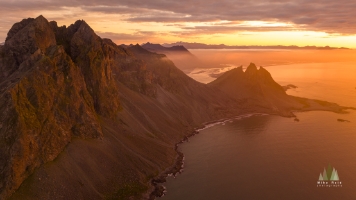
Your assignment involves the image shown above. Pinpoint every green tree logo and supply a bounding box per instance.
[318,164,340,181]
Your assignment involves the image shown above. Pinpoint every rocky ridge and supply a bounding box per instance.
[0,16,239,199]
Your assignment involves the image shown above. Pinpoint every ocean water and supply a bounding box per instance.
[162,58,356,200]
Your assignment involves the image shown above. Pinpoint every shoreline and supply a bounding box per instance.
[146,106,355,199]
[147,112,271,199]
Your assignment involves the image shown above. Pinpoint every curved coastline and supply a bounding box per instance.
[147,105,355,199]
[147,112,270,199]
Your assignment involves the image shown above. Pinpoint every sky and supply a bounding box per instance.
[1,0,356,48]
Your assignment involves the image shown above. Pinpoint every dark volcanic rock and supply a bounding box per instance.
[283,84,298,91]
[1,16,56,80]
[5,18,35,42]
[337,119,350,122]
[49,20,122,117]
[0,16,104,199]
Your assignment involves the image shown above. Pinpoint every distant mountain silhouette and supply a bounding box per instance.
[163,41,349,50]
[209,63,302,115]
[0,15,350,200]
[141,42,204,73]
[142,42,191,52]
[209,63,346,115]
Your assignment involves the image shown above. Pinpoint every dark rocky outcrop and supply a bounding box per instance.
[283,84,298,91]
[0,16,350,200]
[0,16,102,199]
[337,119,350,122]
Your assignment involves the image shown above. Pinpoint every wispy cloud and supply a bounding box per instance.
[0,0,355,43]
[97,31,165,44]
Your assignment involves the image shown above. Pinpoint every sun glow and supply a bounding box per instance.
[239,21,292,27]
[1,10,356,48]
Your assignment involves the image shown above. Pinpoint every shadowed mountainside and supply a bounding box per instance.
[142,42,191,53]
[141,42,204,73]
[0,16,348,200]
[209,64,301,116]
[209,64,345,116]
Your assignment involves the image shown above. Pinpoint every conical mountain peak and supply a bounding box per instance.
[245,63,257,72]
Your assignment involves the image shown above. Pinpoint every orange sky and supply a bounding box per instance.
[1,1,355,48]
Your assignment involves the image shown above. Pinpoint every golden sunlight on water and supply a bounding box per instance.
[162,49,356,200]
[190,49,356,68]
[188,50,356,107]
[267,62,356,107]
[163,111,356,200]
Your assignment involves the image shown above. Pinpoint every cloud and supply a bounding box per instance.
[179,24,297,35]
[0,0,356,42]
[96,31,164,44]
[98,31,150,40]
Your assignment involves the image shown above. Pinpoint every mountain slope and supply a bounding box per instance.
[0,16,240,200]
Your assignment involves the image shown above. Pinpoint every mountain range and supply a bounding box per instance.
[0,16,349,199]
[141,42,205,73]
[163,42,349,50]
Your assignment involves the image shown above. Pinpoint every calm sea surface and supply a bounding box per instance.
[162,59,356,200]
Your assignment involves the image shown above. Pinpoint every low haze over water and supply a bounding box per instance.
[162,50,356,200]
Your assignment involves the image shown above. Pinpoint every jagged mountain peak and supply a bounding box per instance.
[257,66,275,82]
[6,15,51,41]
[2,15,56,78]
[69,19,94,35]
[245,63,258,75]
[5,18,34,41]
[209,63,297,115]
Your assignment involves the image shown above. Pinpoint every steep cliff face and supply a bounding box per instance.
[49,20,122,117]
[0,16,104,199]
